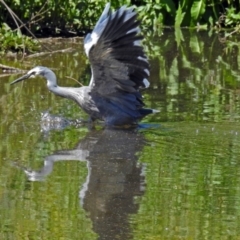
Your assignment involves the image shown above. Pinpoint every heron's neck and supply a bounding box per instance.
[44,69,56,85]
[45,70,68,98]
[47,80,69,99]
[45,70,81,100]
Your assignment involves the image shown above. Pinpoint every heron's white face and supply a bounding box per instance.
[27,66,43,78]
[11,66,49,85]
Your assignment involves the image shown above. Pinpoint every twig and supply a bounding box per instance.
[17,16,45,30]
[0,73,17,78]
[29,1,49,25]
[25,47,73,58]
[0,64,25,72]
[17,2,49,31]
[225,26,240,39]
[65,76,84,86]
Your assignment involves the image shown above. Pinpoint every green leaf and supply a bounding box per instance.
[174,28,184,47]
[175,7,186,27]
[189,34,201,53]
[191,0,206,22]
[2,23,11,31]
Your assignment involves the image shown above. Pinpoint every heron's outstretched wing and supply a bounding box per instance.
[84,3,150,96]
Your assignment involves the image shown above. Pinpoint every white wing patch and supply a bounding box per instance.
[138,56,148,62]
[133,40,141,46]
[84,32,99,56]
[143,78,150,88]
[127,27,140,34]
[144,68,150,76]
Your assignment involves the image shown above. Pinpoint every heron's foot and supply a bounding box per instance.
[71,118,103,130]
[87,117,97,130]
[70,118,88,126]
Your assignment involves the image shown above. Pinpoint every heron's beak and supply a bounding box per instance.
[10,73,31,85]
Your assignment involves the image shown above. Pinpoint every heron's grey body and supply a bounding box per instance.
[11,3,159,126]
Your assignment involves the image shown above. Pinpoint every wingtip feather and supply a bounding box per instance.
[152,109,160,113]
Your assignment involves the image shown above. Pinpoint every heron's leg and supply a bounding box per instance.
[87,117,97,130]
[75,118,88,124]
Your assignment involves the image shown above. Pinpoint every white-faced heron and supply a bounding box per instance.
[11,3,159,126]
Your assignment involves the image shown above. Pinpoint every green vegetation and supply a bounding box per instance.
[0,23,39,54]
[0,0,240,53]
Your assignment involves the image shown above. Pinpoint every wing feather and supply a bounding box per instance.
[84,3,150,97]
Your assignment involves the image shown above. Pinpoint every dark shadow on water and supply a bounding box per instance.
[13,128,146,240]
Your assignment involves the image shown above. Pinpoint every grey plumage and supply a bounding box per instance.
[10,3,159,126]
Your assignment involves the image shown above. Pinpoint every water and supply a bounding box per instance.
[1,29,240,239]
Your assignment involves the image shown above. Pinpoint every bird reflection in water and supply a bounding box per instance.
[15,128,146,240]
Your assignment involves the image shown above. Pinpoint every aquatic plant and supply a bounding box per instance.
[0,0,240,53]
[0,22,39,54]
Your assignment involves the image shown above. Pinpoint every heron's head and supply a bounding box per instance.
[10,66,50,85]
